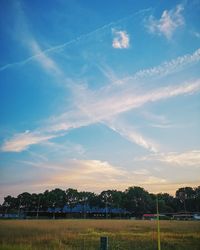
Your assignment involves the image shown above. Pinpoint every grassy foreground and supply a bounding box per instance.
[0,219,200,250]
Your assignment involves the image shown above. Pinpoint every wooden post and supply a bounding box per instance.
[100,236,108,250]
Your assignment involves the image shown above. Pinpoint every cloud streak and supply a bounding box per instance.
[137,150,200,167]
[133,48,200,80]
[0,8,151,72]
[1,23,200,154]
[105,118,158,152]
[17,158,166,192]
[2,78,200,152]
[146,4,184,39]
[29,39,62,76]
[75,79,200,121]
[1,131,58,152]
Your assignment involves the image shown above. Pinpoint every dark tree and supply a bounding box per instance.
[123,186,151,215]
[65,188,79,208]
[176,187,195,212]
[1,185,200,214]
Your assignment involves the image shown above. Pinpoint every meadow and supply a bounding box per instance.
[0,219,200,250]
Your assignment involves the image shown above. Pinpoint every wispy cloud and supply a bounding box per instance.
[134,48,200,79]
[95,63,119,83]
[29,39,62,76]
[137,150,200,167]
[47,79,200,135]
[139,112,195,130]
[76,79,200,120]
[107,48,200,87]
[105,118,158,152]
[0,8,151,73]
[1,9,200,154]
[2,156,199,198]
[2,78,200,152]
[16,158,166,192]
[41,140,86,157]
[140,111,182,129]
[112,30,130,49]
[146,4,184,39]
[1,131,57,152]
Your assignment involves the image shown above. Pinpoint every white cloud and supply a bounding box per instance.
[29,39,62,76]
[16,158,166,192]
[108,47,200,87]
[0,1,63,79]
[0,8,152,73]
[134,48,200,79]
[106,118,158,152]
[75,79,200,121]
[137,150,200,167]
[75,159,126,176]
[2,78,200,152]
[1,131,57,152]
[2,44,200,153]
[46,79,200,145]
[112,30,130,49]
[96,63,119,83]
[41,140,86,156]
[146,4,184,39]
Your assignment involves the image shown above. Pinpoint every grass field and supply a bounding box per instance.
[0,219,200,250]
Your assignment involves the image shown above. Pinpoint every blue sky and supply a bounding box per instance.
[0,0,200,203]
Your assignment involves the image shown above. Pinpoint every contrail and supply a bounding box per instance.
[0,8,152,72]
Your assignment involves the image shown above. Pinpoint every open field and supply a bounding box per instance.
[0,219,200,250]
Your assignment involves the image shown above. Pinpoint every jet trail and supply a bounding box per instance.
[0,8,151,72]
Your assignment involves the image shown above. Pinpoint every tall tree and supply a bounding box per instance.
[157,193,176,213]
[124,186,151,215]
[176,187,195,212]
[3,195,18,212]
[66,188,79,208]
[194,186,200,211]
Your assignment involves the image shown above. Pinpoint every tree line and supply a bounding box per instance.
[1,186,200,215]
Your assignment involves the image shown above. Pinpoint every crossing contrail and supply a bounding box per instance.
[0,8,152,72]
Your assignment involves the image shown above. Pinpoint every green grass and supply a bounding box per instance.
[0,219,200,249]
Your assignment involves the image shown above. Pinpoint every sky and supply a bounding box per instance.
[0,0,200,204]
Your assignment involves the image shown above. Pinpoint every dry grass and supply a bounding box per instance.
[0,219,200,249]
